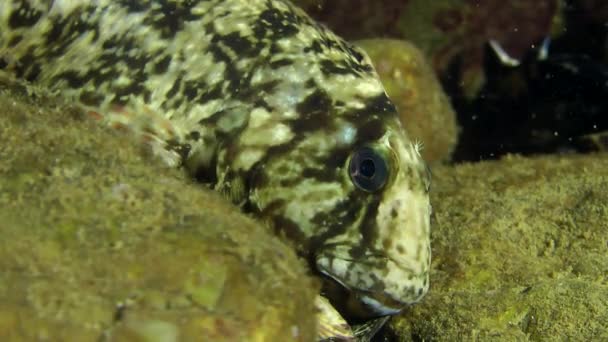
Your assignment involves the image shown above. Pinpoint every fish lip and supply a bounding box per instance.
[317,265,406,317]
[359,294,403,316]
[315,253,411,312]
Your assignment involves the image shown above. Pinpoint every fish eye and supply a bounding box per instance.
[349,147,388,192]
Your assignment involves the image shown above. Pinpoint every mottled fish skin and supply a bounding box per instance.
[0,0,431,322]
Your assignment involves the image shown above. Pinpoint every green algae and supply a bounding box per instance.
[183,259,228,311]
[391,153,608,340]
[0,75,317,341]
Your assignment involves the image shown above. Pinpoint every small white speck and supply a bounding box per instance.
[488,39,520,66]
[291,325,299,337]
[337,124,356,146]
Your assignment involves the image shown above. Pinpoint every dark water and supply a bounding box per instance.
[448,0,608,162]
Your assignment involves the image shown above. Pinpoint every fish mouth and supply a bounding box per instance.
[358,292,404,316]
[317,268,406,319]
[315,254,408,319]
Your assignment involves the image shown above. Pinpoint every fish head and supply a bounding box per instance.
[314,112,432,318]
[248,93,431,318]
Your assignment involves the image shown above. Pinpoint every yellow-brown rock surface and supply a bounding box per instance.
[0,77,317,341]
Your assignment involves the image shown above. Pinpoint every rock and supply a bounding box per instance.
[390,153,608,340]
[0,76,317,341]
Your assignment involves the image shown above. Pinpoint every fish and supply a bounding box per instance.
[0,0,432,339]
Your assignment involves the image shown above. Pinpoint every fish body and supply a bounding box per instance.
[0,0,432,336]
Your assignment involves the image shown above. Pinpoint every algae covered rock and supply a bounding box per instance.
[390,153,608,340]
[0,76,317,341]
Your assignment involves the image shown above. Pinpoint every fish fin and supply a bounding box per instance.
[315,296,355,341]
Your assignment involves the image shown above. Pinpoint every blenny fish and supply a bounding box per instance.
[0,0,432,339]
